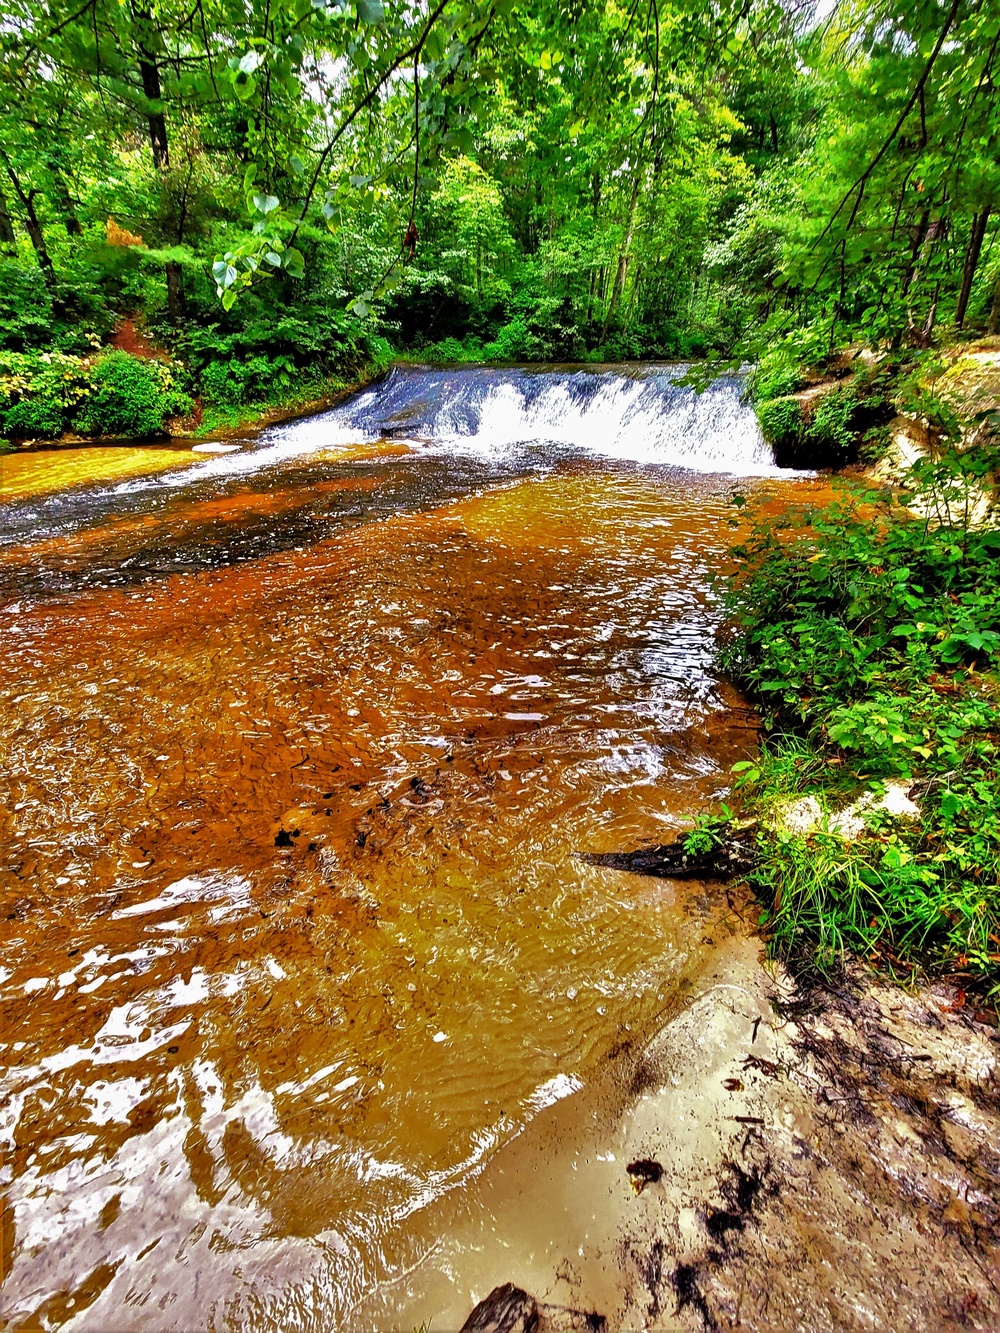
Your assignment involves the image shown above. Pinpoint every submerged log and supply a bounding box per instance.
[460,1284,607,1332]
[579,829,758,881]
[460,1285,539,1333]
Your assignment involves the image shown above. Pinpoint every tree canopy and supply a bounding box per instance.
[0,0,998,420]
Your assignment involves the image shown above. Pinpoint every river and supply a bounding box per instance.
[0,364,815,1330]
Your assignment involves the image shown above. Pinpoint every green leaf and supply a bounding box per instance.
[252,193,280,215]
[232,70,256,101]
[239,50,263,74]
[212,260,238,289]
[264,250,283,267]
[283,247,305,279]
[941,791,961,819]
[357,0,384,22]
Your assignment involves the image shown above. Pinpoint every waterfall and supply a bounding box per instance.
[0,364,782,556]
[186,363,777,482]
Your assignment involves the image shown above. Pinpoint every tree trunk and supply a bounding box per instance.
[601,178,640,340]
[903,209,930,295]
[0,180,15,247]
[22,204,55,285]
[55,173,82,236]
[987,273,1000,335]
[625,264,642,327]
[139,55,170,170]
[585,172,601,329]
[585,267,597,329]
[904,213,947,342]
[955,207,990,329]
[602,251,628,337]
[0,151,56,289]
[138,33,183,319]
[165,263,184,318]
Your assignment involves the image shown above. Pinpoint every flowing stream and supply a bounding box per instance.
[0,364,817,1330]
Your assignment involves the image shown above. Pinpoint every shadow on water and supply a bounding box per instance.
[0,451,539,601]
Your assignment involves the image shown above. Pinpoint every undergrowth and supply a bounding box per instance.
[749,346,898,469]
[718,452,1000,991]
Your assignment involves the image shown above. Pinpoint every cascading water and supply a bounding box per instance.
[173,362,777,487]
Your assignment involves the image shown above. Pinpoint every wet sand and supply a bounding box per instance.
[362,920,1000,1332]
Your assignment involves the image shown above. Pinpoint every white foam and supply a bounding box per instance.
[426,375,776,473]
[116,367,786,492]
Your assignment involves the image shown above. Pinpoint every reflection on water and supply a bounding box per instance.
[0,367,804,1331]
[0,444,193,504]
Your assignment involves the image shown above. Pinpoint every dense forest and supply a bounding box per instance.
[0,0,998,437]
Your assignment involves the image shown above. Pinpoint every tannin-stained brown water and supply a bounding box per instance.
[0,366,815,1330]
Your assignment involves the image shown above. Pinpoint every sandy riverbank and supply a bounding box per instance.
[355,888,1000,1332]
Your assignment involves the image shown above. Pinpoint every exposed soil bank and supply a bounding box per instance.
[424,904,1000,1333]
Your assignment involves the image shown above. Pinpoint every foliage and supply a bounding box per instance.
[77,352,191,438]
[682,806,735,856]
[0,348,190,439]
[0,0,995,374]
[722,469,1000,986]
[3,395,66,439]
[0,349,92,438]
[199,355,297,405]
[747,348,804,404]
[751,351,899,467]
[756,396,804,455]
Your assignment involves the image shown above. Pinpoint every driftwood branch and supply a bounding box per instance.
[579,828,758,881]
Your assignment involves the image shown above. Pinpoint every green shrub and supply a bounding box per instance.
[0,257,56,352]
[757,384,890,468]
[2,396,65,439]
[756,396,803,454]
[0,348,92,439]
[410,336,483,364]
[805,386,858,454]
[482,316,531,362]
[859,423,895,464]
[747,348,804,404]
[722,467,1000,984]
[198,354,297,405]
[76,351,191,437]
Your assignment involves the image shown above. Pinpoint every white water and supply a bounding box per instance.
[417,371,773,472]
[132,363,780,493]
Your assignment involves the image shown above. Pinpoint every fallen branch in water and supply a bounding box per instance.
[579,828,758,881]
